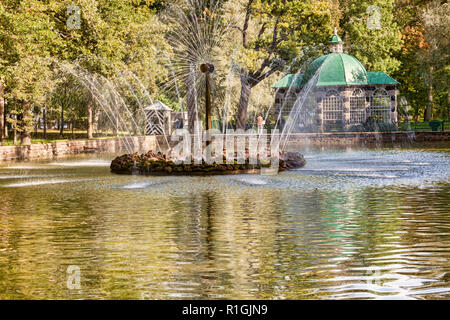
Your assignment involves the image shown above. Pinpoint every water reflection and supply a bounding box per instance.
[0,148,449,299]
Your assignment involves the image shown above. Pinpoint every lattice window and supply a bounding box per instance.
[277,93,317,132]
[145,110,165,135]
[323,90,343,121]
[280,94,297,115]
[350,89,366,123]
[293,94,317,130]
[369,88,391,122]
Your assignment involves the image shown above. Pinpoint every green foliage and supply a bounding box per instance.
[231,0,333,79]
[340,0,402,74]
[0,0,448,140]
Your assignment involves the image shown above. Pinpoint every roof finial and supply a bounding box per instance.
[329,27,343,53]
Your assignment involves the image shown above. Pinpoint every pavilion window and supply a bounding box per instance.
[350,89,366,123]
[280,94,298,115]
[323,90,343,121]
[369,88,391,122]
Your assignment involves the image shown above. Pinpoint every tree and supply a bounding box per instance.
[420,1,449,120]
[0,1,60,145]
[229,0,333,129]
[0,2,15,145]
[339,0,402,74]
[49,0,169,137]
[0,82,4,145]
[391,0,448,121]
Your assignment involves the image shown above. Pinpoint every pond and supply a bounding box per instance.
[0,145,449,299]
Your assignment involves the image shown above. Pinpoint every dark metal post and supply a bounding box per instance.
[200,63,214,146]
[204,71,212,132]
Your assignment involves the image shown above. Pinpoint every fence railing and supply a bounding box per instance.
[397,121,448,132]
[237,120,450,133]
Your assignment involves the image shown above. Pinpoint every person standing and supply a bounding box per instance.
[257,115,264,135]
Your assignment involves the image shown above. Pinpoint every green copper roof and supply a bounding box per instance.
[367,71,400,85]
[272,69,399,88]
[301,53,369,86]
[272,74,304,88]
[329,34,343,43]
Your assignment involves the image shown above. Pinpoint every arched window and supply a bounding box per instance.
[369,88,391,122]
[326,90,340,97]
[350,89,366,123]
[323,90,343,121]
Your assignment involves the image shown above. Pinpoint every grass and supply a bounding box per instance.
[0,129,134,146]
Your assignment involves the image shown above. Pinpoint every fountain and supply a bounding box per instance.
[108,1,310,177]
[50,0,308,176]
[110,61,307,176]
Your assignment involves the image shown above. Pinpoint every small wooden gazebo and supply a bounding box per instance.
[144,100,172,135]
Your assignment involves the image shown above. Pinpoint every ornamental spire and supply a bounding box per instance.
[329,28,344,53]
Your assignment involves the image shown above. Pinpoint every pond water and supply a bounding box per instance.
[0,145,449,299]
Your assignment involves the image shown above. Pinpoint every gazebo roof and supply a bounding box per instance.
[144,100,172,111]
[272,30,399,89]
[272,70,399,88]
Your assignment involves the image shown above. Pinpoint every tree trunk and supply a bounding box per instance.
[12,114,17,145]
[20,131,31,145]
[236,72,252,130]
[424,66,434,121]
[0,82,4,146]
[34,117,39,135]
[87,99,93,139]
[186,63,198,133]
[4,111,8,138]
[43,106,47,139]
[60,103,64,137]
[20,108,32,146]
[93,110,99,134]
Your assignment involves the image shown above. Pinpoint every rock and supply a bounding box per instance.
[164,166,173,173]
[281,152,306,169]
[111,149,306,175]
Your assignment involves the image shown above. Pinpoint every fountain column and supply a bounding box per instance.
[343,89,351,131]
[364,90,371,122]
[388,87,398,123]
[316,93,324,132]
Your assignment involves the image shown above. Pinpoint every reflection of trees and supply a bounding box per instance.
[166,187,331,299]
[1,176,449,299]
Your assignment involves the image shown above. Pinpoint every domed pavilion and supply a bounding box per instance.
[272,29,399,132]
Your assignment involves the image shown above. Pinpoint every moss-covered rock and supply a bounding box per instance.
[110,149,306,175]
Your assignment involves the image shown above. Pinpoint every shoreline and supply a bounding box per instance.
[0,131,449,162]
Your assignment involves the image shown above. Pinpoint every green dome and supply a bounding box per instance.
[329,34,343,43]
[301,53,369,86]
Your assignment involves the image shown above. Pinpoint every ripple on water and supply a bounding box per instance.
[48,160,111,167]
[2,178,94,187]
[0,149,448,299]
